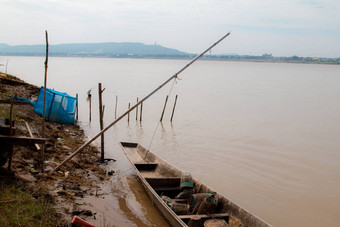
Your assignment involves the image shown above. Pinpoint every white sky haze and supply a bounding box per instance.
[1,0,340,57]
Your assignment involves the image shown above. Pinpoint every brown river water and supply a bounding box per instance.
[2,56,340,226]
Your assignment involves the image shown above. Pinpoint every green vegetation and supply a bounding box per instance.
[0,177,65,226]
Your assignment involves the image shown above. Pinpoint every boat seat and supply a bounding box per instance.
[145,177,181,187]
[135,163,158,171]
[145,177,182,196]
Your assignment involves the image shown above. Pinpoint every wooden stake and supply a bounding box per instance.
[170,95,178,122]
[160,95,168,122]
[115,95,118,119]
[76,93,79,121]
[88,90,92,122]
[7,94,16,170]
[98,83,105,161]
[136,97,139,121]
[128,103,130,122]
[140,102,143,122]
[5,59,8,74]
[9,95,16,135]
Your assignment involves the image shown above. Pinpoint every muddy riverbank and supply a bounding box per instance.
[0,73,122,226]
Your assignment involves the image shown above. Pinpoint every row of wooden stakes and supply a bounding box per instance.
[85,83,178,124]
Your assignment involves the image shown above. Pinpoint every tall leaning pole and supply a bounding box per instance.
[53,32,231,172]
[41,30,49,172]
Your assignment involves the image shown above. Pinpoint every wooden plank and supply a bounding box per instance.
[0,99,32,105]
[153,187,180,192]
[0,135,47,146]
[178,213,229,220]
[145,177,181,188]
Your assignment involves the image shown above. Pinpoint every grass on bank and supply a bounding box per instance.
[0,176,65,226]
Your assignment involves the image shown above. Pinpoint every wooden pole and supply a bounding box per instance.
[115,95,118,119]
[41,30,48,172]
[5,59,8,74]
[136,97,139,121]
[98,83,104,161]
[7,94,16,170]
[128,103,130,122]
[170,95,178,122]
[88,90,92,122]
[9,95,16,135]
[160,95,168,122]
[140,102,143,122]
[76,93,79,121]
[53,32,231,172]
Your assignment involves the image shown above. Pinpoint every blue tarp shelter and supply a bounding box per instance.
[34,87,77,124]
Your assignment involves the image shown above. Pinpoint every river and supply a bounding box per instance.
[2,56,340,226]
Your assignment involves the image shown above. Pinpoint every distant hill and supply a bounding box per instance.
[0,42,189,57]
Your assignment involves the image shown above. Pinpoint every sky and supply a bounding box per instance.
[0,0,340,58]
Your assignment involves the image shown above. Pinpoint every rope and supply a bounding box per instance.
[143,77,178,160]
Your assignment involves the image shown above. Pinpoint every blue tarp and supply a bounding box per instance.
[34,87,77,124]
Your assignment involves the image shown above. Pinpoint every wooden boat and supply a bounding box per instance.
[120,142,272,227]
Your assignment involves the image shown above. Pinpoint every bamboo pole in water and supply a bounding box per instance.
[170,95,178,122]
[128,103,130,122]
[98,83,105,161]
[88,90,92,122]
[53,32,231,171]
[76,94,79,121]
[160,95,168,122]
[140,102,143,122]
[115,95,118,119]
[136,97,139,121]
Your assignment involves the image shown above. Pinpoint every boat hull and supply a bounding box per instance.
[120,142,271,227]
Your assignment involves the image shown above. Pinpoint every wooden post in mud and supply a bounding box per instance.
[170,95,178,122]
[115,95,118,119]
[136,97,139,121]
[128,103,130,122]
[98,83,105,161]
[160,95,169,122]
[76,93,79,121]
[140,102,143,122]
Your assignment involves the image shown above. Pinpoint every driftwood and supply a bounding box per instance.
[25,122,41,151]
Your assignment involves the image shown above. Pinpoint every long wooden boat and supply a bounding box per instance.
[120,142,272,227]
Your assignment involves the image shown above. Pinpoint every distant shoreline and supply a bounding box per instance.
[1,42,339,64]
[1,54,339,65]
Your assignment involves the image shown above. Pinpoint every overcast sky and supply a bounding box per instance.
[1,0,339,57]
